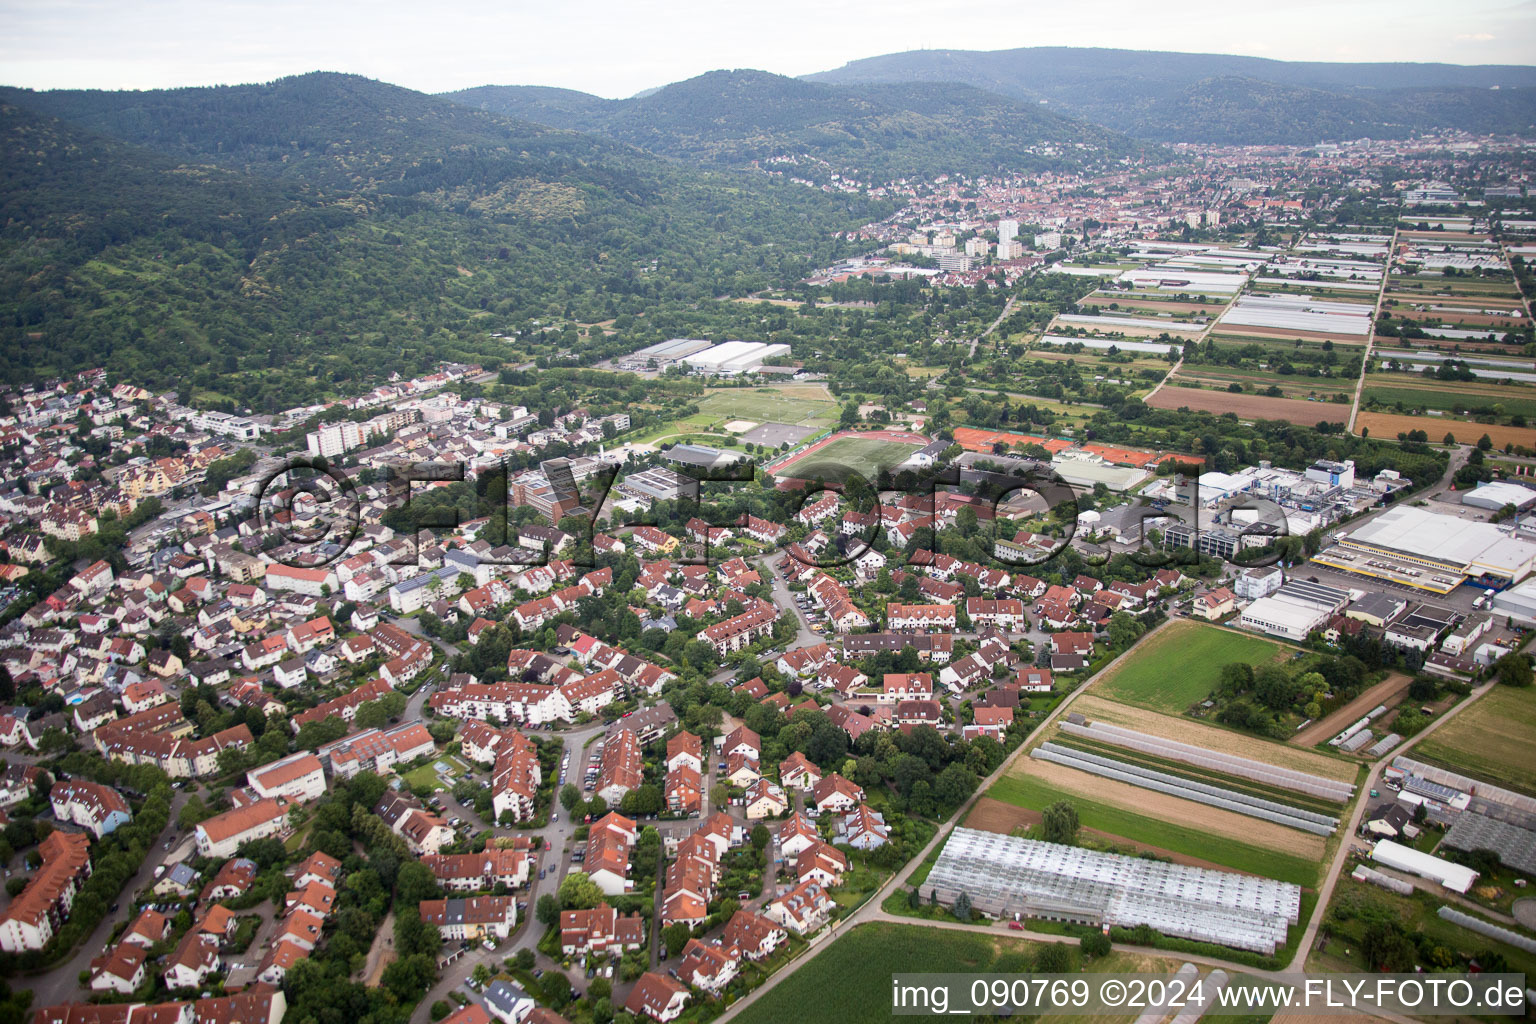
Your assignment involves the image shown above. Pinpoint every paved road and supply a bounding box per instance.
[27,788,197,1007]
[408,719,608,1024]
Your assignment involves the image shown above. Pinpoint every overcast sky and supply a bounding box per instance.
[3,0,1533,96]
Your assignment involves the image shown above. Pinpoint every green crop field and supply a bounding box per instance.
[732,922,1188,1024]
[1362,384,1536,419]
[780,436,923,483]
[982,773,1319,886]
[733,924,1032,1024]
[1094,620,1290,714]
[1415,685,1536,797]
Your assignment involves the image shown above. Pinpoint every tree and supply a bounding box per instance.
[1478,433,1493,451]
[1035,943,1073,972]
[1106,610,1145,651]
[952,891,972,921]
[1041,800,1079,846]
[1360,920,1416,972]
[536,894,562,927]
[751,824,769,851]
[661,921,692,958]
[395,861,442,905]
[558,870,603,910]
[1496,652,1533,688]
[1080,932,1111,958]
[560,783,582,812]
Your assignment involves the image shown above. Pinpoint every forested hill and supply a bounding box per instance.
[804,47,1536,143]
[0,74,886,409]
[443,69,1146,180]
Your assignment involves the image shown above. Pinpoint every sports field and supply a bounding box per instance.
[1414,684,1536,796]
[774,431,926,484]
[695,385,836,427]
[1094,620,1290,714]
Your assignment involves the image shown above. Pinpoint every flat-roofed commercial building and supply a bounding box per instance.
[616,339,713,371]
[683,342,791,376]
[1315,506,1536,593]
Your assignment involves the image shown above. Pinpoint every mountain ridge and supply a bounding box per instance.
[802,46,1536,142]
[0,73,885,405]
[442,68,1146,180]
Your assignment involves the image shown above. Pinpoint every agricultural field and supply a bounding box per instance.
[733,922,1181,1024]
[1171,365,1355,403]
[1076,293,1225,319]
[1149,379,1349,425]
[981,770,1321,886]
[1353,411,1536,449]
[1093,620,1291,714]
[1414,684,1536,797]
[1361,374,1536,422]
[1071,694,1359,783]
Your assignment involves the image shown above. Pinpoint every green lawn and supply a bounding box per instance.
[779,436,923,484]
[695,387,836,426]
[1094,620,1289,714]
[401,757,466,793]
[1415,684,1536,797]
[982,773,1319,887]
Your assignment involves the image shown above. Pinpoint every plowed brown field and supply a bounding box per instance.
[1147,386,1343,424]
[1353,412,1536,449]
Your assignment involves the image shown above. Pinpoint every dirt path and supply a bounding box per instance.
[363,909,397,986]
[1290,673,1411,748]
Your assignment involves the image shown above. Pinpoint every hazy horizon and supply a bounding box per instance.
[3,0,1534,97]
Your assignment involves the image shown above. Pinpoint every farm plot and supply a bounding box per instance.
[1173,367,1355,402]
[1353,412,1536,449]
[1093,620,1290,714]
[1071,693,1358,783]
[985,767,1322,885]
[734,922,1175,1024]
[1414,684,1536,797]
[1031,742,1341,835]
[1148,380,1345,424]
[1078,294,1227,317]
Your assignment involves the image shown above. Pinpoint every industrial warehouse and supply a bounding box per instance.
[922,828,1301,954]
[683,340,791,375]
[1312,505,1536,594]
[614,336,793,376]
